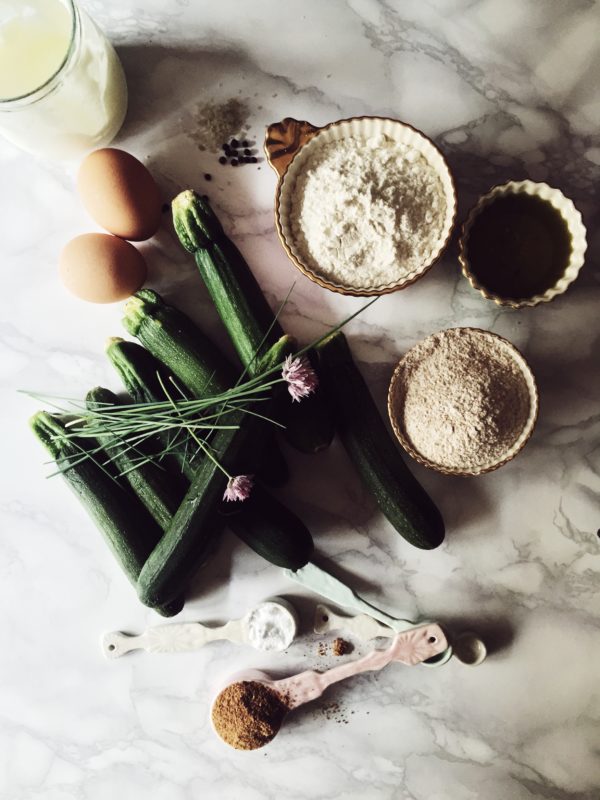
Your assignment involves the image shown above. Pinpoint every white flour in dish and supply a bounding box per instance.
[289,135,447,289]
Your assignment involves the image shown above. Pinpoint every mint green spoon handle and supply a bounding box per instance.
[283,562,415,631]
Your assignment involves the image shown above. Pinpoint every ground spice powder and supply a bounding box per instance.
[212,681,289,750]
[332,638,352,656]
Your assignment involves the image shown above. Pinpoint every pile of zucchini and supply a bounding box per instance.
[31,190,444,616]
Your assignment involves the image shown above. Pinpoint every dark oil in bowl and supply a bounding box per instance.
[465,193,572,300]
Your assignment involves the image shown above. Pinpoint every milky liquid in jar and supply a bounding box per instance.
[0,0,127,160]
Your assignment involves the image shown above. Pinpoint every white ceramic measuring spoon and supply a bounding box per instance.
[101,598,298,659]
[211,622,447,750]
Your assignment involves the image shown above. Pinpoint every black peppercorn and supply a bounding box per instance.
[218,156,227,165]
[204,173,212,181]
[231,158,239,166]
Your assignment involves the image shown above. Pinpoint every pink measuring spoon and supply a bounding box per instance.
[211,622,446,749]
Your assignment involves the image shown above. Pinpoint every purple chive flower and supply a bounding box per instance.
[282,354,319,402]
[223,474,254,502]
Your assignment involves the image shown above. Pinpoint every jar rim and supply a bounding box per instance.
[0,0,78,107]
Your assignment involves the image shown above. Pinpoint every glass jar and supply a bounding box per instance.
[0,0,128,160]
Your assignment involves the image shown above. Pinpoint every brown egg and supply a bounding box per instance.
[59,233,147,303]
[77,148,162,241]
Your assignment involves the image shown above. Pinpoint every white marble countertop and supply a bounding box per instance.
[1,1,599,798]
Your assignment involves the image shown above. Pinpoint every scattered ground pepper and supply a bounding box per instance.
[211,681,289,751]
[319,700,350,724]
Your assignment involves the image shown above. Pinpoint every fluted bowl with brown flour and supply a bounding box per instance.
[265,117,457,296]
[387,328,539,476]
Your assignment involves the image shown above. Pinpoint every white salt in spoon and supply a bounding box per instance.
[101,598,298,659]
[211,622,447,749]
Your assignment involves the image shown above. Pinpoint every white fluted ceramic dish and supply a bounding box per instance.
[387,327,539,476]
[265,116,457,296]
[458,180,587,308]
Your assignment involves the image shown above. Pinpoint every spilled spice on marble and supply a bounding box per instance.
[332,637,353,656]
[319,700,350,725]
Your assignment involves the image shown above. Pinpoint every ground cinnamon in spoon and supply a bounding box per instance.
[211,681,289,750]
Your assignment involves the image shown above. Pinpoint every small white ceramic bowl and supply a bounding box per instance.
[458,180,587,308]
[265,116,457,296]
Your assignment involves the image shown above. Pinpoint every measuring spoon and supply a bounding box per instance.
[285,562,453,666]
[315,604,487,666]
[211,622,447,749]
[314,603,396,639]
[101,598,298,659]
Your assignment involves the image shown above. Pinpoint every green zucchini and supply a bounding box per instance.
[121,291,290,488]
[122,288,236,396]
[30,411,184,616]
[223,496,313,570]
[107,335,313,574]
[136,335,311,606]
[171,189,335,454]
[136,410,253,607]
[316,332,445,550]
[105,336,182,406]
[85,387,186,529]
[105,338,200,478]
[172,191,283,367]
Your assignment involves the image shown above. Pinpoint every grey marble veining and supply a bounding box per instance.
[0,1,599,798]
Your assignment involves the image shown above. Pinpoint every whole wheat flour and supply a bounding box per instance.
[393,329,531,470]
[290,135,447,289]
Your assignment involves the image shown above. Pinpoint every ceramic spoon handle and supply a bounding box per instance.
[276,624,446,709]
[314,604,395,639]
[285,562,416,632]
[102,620,243,659]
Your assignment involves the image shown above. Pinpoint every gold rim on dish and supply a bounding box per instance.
[264,116,458,297]
[387,327,539,477]
[458,180,587,309]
